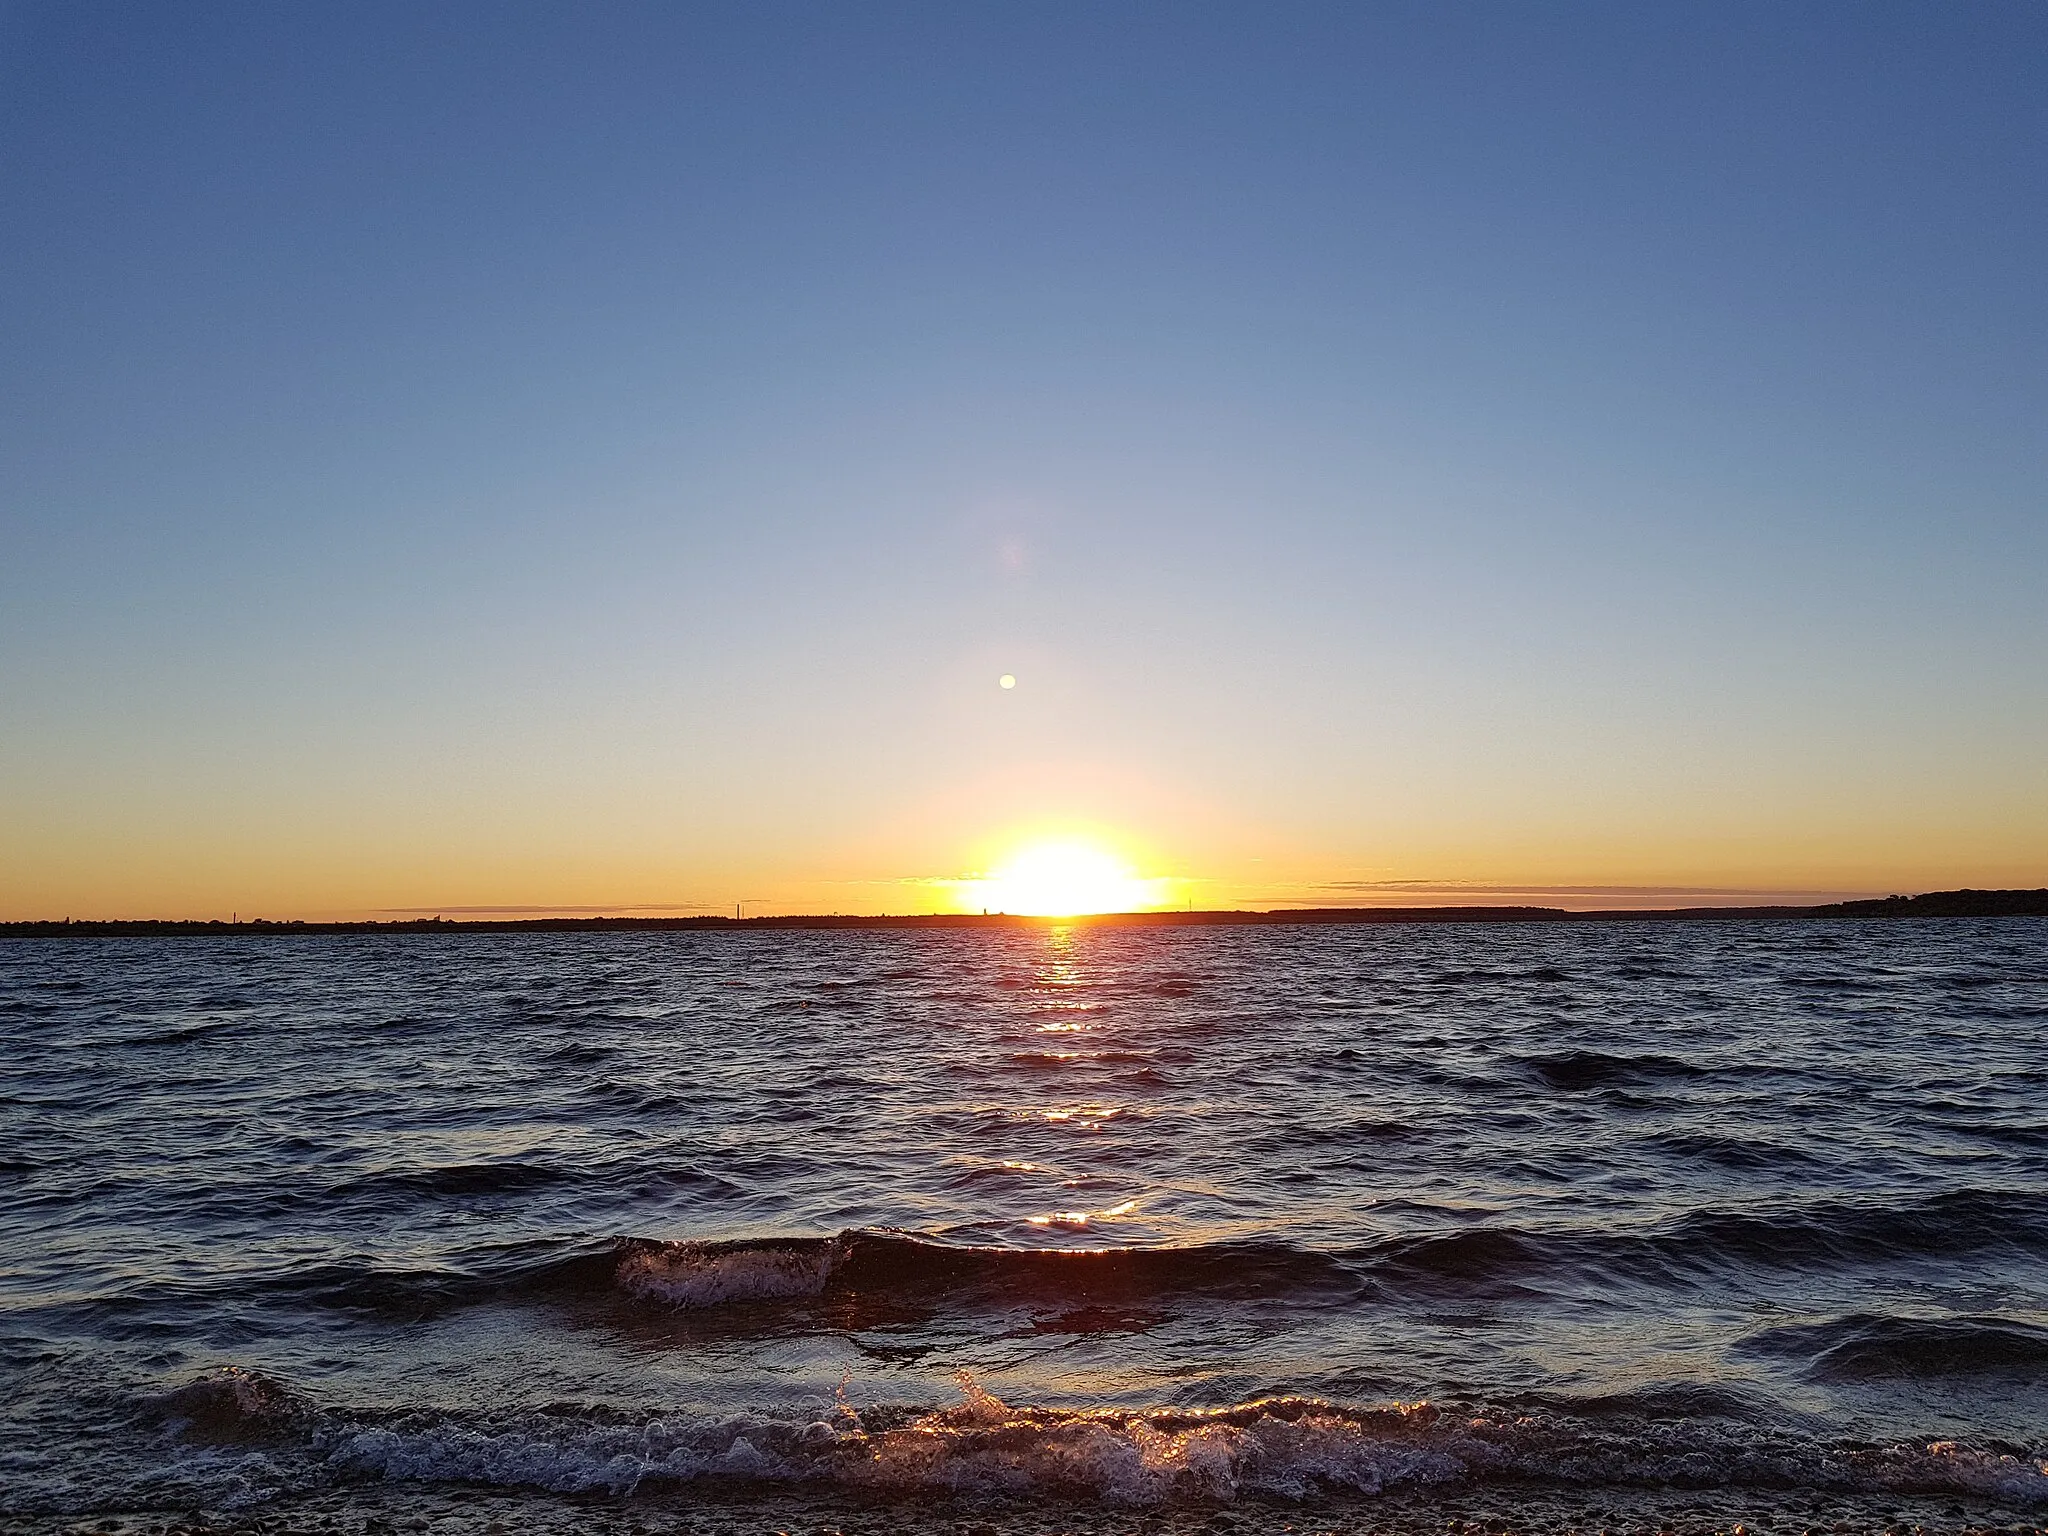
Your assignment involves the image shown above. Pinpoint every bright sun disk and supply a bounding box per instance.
[973,840,1159,917]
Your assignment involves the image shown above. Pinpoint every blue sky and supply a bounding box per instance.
[3,2,2044,916]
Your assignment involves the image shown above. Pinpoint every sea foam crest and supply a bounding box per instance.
[1866,1440,2048,1504]
[137,1369,2048,1512]
[614,1237,848,1308]
[319,1384,2048,1508]
[321,1387,1464,1503]
[147,1366,311,1444]
[842,1382,1463,1503]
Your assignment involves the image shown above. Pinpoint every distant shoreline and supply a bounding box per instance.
[3,888,2043,936]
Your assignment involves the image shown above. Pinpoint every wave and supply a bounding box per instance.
[339,1161,574,1199]
[617,1236,852,1306]
[1742,1314,2048,1380]
[587,1199,2048,1312]
[209,1194,2048,1321]
[128,1370,2048,1511]
[144,1366,312,1444]
[1654,1189,2048,1271]
[1647,1131,1827,1171]
[1006,1049,1157,1067]
[1518,1050,1710,1090]
[1369,1189,2048,1292]
[240,1240,613,1318]
[608,1233,1360,1310]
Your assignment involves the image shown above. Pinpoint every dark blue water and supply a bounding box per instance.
[3,920,2045,1514]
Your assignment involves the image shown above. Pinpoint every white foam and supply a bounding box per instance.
[845,1387,1465,1503]
[614,1239,848,1308]
[122,1374,2048,1511]
[1863,1440,2048,1503]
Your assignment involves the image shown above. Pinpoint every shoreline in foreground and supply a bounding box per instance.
[4,1478,2043,1536]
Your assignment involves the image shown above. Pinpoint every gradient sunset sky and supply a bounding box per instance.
[4,2,2045,919]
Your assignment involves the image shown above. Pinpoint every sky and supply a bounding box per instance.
[2,1,2045,919]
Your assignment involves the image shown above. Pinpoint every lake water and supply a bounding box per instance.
[2,920,2044,1518]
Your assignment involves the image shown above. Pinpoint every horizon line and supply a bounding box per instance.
[366,884,1883,920]
[6,888,2045,932]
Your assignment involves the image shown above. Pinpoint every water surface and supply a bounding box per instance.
[2,920,2044,1512]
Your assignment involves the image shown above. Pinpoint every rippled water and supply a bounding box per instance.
[3,920,2045,1515]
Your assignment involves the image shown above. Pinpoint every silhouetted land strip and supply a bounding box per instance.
[3,888,2044,937]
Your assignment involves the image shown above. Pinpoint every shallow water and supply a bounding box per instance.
[2,920,2044,1514]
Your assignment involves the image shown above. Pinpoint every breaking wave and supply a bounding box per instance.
[595,1197,2048,1311]
[603,1232,1359,1310]
[204,1196,2048,1326]
[129,1370,2048,1512]
[1742,1314,2048,1380]
[145,1367,312,1444]
[615,1235,853,1306]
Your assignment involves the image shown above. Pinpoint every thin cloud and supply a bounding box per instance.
[1280,881,1877,906]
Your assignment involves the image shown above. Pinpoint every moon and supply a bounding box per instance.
[999,674,1016,689]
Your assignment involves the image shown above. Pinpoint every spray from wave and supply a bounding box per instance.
[614,1235,852,1307]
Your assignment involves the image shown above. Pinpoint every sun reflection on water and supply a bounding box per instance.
[1028,1197,1140,1230]
[977,925,1168,1244]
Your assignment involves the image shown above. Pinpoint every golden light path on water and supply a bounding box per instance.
[1014,925,1153,1237]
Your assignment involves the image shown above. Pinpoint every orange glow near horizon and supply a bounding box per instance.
[958,837,1175,917]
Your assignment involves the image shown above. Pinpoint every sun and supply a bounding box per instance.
[971,839,1163,917]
